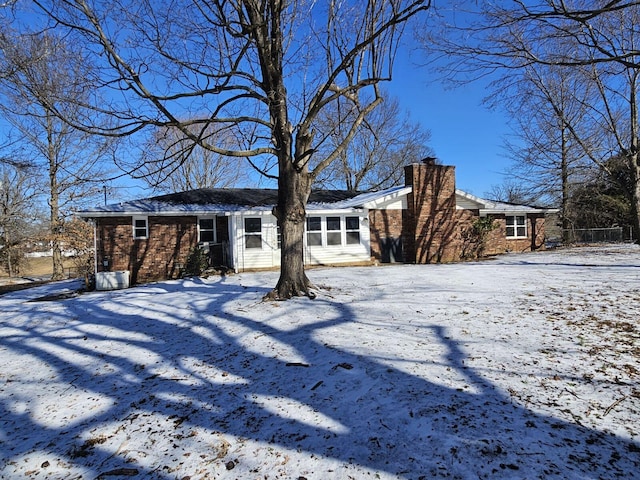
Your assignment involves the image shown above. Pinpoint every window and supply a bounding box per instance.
[244,217,262,249]
[345,216,361,245]
[306,216,322,246]
[133,216,148,239]
[198,217,216,243]
[326,216,342,245]
[506,215,527,238]
[305,215,362,247]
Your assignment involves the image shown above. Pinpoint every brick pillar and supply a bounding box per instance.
[404,160,458,263]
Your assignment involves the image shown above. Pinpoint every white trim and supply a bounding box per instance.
[359,186,412,209]
[197,216,217,243]
[132,216,148,239]
[506,214,528,239]
[305,214,364,248]
[455,189,488,209]
[243,216,263,250]
[229,215,239,273]
[455,189,558,215]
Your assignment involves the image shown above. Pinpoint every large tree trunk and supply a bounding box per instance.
[266,159,314,300]
[630,74,640,244]
[247,0,317,300]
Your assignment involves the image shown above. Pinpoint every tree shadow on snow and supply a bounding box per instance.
[0,276,638,479]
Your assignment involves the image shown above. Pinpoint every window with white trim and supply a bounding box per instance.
[506,215,527,238]
[345,216,361,244]
[306,216,322,246]
[305,215,362,247]
[244,217,262,249]
[326,216,342,245]
[133,216,148,239]
[198,217,216,243]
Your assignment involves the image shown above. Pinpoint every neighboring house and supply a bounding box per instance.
[78,160,556,284]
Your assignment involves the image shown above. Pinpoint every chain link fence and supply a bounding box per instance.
[562,227,635,244]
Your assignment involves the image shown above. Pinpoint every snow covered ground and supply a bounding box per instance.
[1,244,639,479]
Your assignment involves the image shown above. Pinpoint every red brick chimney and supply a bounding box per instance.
[404,159,459,263]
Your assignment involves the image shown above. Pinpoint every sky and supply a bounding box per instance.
[1,244,639,479]
[387,50,512,198]
[2,4,513,204]
[114,63,512,202]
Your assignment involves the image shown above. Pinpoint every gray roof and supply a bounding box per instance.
[148,188,360,207]
[455,189,557,214]
[78,187,365,216]
[77,185,555,217]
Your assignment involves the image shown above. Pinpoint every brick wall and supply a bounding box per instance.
[404,161,461,263]
[97,216,197,284]
[485,214,547,255]
[484,217,507,255]
[384,161,548,264]
[368,209,405,262]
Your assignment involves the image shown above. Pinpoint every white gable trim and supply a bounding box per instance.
[455,189,558,215]
[455,189,488,210]
[359,186,412,210]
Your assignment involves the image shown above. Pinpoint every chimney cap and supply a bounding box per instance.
[421,156,438,165]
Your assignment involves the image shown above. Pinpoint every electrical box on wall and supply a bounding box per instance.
[95,271,130,291]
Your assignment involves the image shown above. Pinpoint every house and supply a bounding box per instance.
[78,160,556,284]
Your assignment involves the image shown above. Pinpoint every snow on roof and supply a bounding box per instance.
[310,185,412,209]
[77,185,554,217]
[78,188,363,217]
[455,189,557,214]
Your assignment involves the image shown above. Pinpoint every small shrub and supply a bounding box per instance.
[461,216,497,260]
[183,246,209,277]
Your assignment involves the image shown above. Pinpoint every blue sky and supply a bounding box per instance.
[115,69,512,202]
[387,51,512,198]
[3,7,513,203]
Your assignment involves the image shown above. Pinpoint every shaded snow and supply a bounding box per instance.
[1,244,639,479]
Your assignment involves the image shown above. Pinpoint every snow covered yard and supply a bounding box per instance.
[1,244,639,479]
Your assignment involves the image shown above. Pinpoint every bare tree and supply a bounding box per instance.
[136,126,251,193]
[21,0,431,298]
[313,95,433,191]
[0,31,116,279]
[0,163,39,276]
[421,1,640,241]
[489,63,603,239]
[486,179,538,205]
[567,154,635,232]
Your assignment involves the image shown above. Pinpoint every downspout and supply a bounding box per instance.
[93,219,98,276]
[240,213,245,273]
[230,214,239,273]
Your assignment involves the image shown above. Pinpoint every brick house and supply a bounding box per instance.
[78,160,555,284]
[371,160,551,264]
